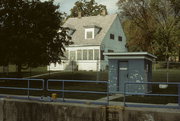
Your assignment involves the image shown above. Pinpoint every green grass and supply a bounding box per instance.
[0,65,48,73]
[0,70,108,100]
[113,84,178,104]
[113,69,180,104]
[121,96,178,104]
[39,71,108,81]
[0,79,107,100]
[152,69,180,82]
[0,65,48,78]
[0,66,180,103]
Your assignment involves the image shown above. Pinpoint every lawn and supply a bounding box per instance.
[0,79,108,100]
[152,69,180,82]
[113,69,180,104]
[0,68,108,100]
[0,65,48,78]
[0,65,180,103]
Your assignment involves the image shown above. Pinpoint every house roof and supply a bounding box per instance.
[63,14,118,46]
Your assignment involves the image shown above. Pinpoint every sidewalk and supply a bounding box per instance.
[24,71,62,78]
[97,94,124,101]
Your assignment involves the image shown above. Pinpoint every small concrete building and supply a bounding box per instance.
[104,52,156,94]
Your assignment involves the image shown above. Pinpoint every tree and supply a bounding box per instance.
[150,0,180,60]
[118,0,180,60]
[118,0,158,52]
[0,0,71,75]
[70,0,107,17]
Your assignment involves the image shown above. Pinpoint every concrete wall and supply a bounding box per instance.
[0,99,106,121]
[123,107,180,121]
[109,59,119,93]
[108,59,153,94]
[0,99,3,121]
[0,98,180,121]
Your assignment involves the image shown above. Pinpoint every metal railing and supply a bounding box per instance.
[1,78,180,108]
[47,79,109,105]
[0,78,44,100]
[124,82,180,109]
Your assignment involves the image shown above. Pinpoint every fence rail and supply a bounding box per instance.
[47,79,109,105]
[153,61,180,71]
[1,78,180,108]
[0,78,44,100]
[124,82,180,109]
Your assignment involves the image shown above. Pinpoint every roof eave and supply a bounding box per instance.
[104,52,157,60]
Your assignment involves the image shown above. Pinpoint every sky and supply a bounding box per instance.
[42,0,119,15]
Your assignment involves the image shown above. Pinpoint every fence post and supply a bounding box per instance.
[107,81,109,105]
[153,61,156,71]
[123,82,126,106]
[178,84,180,107]
[62,80,65,102]
[42,79,45,100]
[27,79,30,99]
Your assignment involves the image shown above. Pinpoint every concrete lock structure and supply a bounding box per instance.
[1,98,180,121]
[104,52,156,94]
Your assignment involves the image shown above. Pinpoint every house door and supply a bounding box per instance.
[118,61,129,92]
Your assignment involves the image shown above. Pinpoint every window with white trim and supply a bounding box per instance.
[70,51,76,60]
[86,31,93,39]
[94,49,99,60]
[88,49,93,60]
[77,50,82,60]
[83,50,88,60]
[85,28,94,39]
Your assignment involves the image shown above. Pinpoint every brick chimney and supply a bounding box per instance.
[78,11,82,18]
[101,9,107,16]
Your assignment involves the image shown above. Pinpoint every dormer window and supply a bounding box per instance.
[68,28,76,35]
[85,28,94,39]
[86,31,93,39]
[84,25,101,39]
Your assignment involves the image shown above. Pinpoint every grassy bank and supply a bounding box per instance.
[113,69,180,104]
[0,66,179,103]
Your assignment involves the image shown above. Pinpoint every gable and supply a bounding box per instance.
[101,15,127,52]
[63,14,118,46]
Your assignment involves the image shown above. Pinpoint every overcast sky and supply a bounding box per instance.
[42,0,119,15]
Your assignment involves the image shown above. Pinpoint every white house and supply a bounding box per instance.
[48,13,127,71]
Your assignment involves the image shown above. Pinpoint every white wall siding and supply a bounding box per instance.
[48,46,101,71]
[48,60,101,71]
[47,61,69,71]
[77,60,100,71]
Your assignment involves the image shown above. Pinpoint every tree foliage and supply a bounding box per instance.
[0,0,71,73]
[118,0,180,60]
[70,0,107,17]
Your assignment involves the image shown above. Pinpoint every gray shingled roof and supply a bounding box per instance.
[63,14,118,46]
